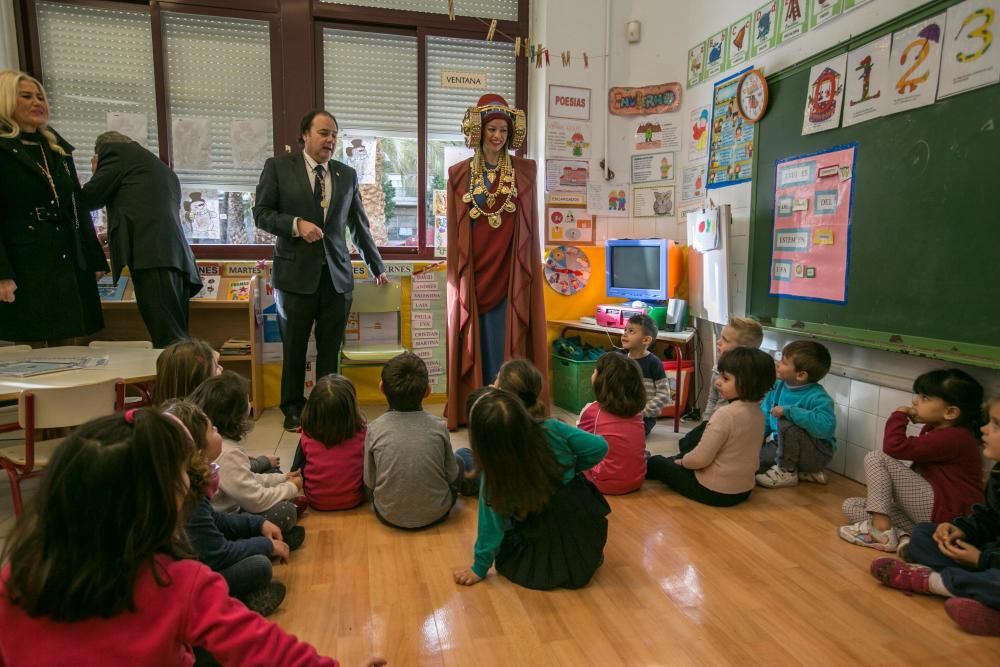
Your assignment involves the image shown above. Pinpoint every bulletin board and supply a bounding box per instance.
[748,0,1000,368]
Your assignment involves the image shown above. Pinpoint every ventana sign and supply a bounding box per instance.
[608,82,682,115]
[441,70,487,90]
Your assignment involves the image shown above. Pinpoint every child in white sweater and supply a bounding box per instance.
[190,372,304,539]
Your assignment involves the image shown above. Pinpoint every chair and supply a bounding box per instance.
[89,340,154,405]
[0,378,124,516]
[341,281,407,368]
[0,346,33,434]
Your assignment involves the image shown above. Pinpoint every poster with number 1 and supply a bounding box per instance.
[938,0,1000,99]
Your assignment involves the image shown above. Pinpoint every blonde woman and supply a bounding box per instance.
[0,69,107,344]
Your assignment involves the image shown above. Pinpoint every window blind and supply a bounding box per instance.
[35,1,157,176]
[319,0,518,21]
[161,12,273,188]
[426,35,516,139]
[322,29,418,135]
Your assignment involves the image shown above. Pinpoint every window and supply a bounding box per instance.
[426,35,516,256]
[318,0,518,21]
[322,28,418,250]
[36,1,157,179]
[161,12,274,246]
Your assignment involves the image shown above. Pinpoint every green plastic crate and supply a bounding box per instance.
[550,354,597,414]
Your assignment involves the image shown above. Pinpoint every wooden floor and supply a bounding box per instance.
[2,406,998,664]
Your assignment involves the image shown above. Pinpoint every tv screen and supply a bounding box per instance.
[611,246,661,289]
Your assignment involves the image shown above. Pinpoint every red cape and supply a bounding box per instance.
[444,155,549,429]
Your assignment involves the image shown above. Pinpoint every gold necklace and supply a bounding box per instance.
[462,151,517,228]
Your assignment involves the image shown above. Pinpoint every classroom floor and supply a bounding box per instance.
[2,406,998,664]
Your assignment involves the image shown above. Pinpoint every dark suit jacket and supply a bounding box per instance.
[253,154,384,294]
[80,141,200,293]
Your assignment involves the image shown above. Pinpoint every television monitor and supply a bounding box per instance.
[605,238,669,302]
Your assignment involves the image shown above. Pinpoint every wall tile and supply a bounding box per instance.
[827,444,846,475]
[824,375,852,406]
[835,402,849,442]
[878,388,912,418]
[876,416,887,450]
[845,444,870,483]
[850,380,879,412]
[848,408,877,451]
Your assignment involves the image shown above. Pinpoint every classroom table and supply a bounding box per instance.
[0,346,160,402]
[548,320,696,433]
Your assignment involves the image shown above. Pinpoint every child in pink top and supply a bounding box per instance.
[578,352,648,494]
[291,374,367,511]
[0,409,374,666]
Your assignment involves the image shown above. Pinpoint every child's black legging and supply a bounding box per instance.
[646,454,750,507]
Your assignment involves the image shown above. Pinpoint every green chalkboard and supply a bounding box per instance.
[748,0,1000,368]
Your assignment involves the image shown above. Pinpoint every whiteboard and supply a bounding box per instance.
[687,205,731,325]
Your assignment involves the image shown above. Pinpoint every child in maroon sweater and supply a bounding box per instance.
[840,369,984,552]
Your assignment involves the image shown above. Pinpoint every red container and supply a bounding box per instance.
[660,359,694,418]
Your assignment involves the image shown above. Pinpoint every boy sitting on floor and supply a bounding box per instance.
[617,313,671,436]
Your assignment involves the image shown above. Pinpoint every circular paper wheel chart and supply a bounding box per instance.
[543,245,591,296]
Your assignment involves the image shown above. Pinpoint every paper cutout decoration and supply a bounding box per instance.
[803,54,848,135]
[810,0,844,30]
[843,34,891,127]
[726,14,753,69]
[706,28,728,78]
[688,106,711,162]
[938,0,1000,99]
[780,0,809,43]
[889,14,946,114]
[752,2,781,57]
[688,42,707,87]
[544,245,591,296]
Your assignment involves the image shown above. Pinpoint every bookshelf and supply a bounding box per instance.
[98,274,265,417]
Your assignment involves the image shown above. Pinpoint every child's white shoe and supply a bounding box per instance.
[798,471,828,484]
[755,465,799,488]
[838,519,899,552]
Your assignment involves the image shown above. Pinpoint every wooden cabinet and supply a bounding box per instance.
[98,275,265,416]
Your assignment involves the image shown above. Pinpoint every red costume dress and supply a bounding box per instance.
[445,155,548,429]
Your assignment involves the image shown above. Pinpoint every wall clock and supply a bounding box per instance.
[736,68,768,123]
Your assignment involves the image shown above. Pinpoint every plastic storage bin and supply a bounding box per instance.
[550,354,598,414]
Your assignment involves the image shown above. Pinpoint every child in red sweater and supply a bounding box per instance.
[578,352,647,494]
[291,374,367,511]
[0,409,376,666]
[840,369,984,552]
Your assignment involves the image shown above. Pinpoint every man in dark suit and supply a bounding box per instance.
[254,110,386,431]
[80,131,202,348]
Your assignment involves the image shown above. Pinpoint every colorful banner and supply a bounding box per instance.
[707,69,754,189]
[769,144,857,303]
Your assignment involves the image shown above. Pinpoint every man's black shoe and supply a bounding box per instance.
[283,413,301,432]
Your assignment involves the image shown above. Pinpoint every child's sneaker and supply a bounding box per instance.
[243,581,287,617]
[944,598,1000,636]
[839,520,899,551]
[755,465,799,488]
[798,470,827,484]
[897,535,913,562]
[870,557,931,594]
[284,525,306,551]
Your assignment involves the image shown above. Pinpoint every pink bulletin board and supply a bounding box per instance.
[769,143,856,303]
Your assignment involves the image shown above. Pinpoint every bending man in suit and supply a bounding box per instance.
[254,110,387,432]
[80,131,202,348]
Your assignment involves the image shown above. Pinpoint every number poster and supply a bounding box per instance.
[889,14,946,114]
[938,0,1000,99]
[770,144,857,304]
[843,34,891,127]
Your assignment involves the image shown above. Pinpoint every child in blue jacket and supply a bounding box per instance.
[756,340,837,488]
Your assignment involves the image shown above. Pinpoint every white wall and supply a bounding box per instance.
[536,0,998,481]
[1,0,18,71]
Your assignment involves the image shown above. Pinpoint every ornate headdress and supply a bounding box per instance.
[461,93,526,150]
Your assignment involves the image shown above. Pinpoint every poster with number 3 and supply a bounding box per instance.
[938,0,1000,99]
[888,14,946,114]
